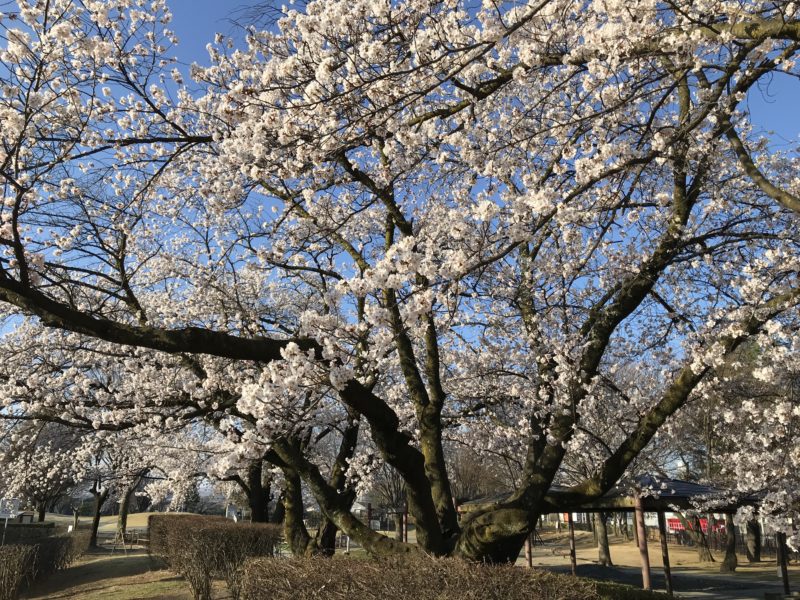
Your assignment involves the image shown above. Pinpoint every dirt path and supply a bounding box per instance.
[21,548,228,600]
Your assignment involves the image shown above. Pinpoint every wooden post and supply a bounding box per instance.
[634,494,652,591]
[403,500,409,543]
[567,512,577,576]
[367,502,372,529]
[525,533,533,567]
[777,532,791,595]
[657,511,673,596]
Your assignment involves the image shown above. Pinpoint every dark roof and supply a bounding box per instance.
[458,474,753,514]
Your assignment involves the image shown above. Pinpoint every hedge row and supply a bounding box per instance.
[241,556,602,600]
[0,545,34,600]
[147,514,227,562]
[0,531,91,600]
[148,514,281,600]
[0,523,55,544]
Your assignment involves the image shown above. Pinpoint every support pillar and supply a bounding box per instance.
[403,500,408,543]
[657,511,673,596]
[568,512,577,576]
[525,534,533,568]
[634,494,652,591]
[777,532,791,595]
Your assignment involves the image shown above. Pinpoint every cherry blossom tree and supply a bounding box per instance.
[0,0,799,563]
[0,421,84,521]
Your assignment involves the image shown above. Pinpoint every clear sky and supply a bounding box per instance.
[167,1,800,147]
[746,72,800,150]
[169,0,259,66]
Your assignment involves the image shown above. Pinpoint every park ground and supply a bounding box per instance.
[17,513,800,599]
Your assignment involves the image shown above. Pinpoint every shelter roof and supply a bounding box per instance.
[458,474,753,514]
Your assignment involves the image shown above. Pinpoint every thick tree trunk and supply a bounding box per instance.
[116,486,134,537]
[89,488,109,548]
[745,519,761,562]
[37,503,46,523]
[271,493,285,524]
[117,473,145,537]
[621,514,630,541]
[246,462,271,523]
[282,468,313,556]
[312,415,360,556]
[314,518,338,556]
[454,506,532,562]
[675,513,714,562]
[596,512,613,567]
[720,513,737,573]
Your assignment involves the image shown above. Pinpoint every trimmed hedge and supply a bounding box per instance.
[241,556,601,600]
[0,545,35,600]
[27,531,92,578]
[240,556,670,600]
[148,514,281,600]
[0,531,91,600]
[0,523,55,544]
[147,514,228,564]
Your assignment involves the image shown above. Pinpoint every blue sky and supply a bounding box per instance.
[169,0,264,66]
[746,72,800,149]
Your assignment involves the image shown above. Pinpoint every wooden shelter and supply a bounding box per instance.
[458,474,768,597]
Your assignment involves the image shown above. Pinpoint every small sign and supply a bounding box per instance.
[0,498,20,519]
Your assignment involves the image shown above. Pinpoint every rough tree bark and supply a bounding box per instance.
[596,512,614,567]
[281,467,314,556]
[116,472,145,537]
[271,493,285,524]
[245,461,271,523]
[676,513,714,562]
[89,484,110,548]
[746,519,761,562]
[720,513,738,573]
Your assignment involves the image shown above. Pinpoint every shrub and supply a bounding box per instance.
[240,555,602,600]
[25,536,72,579]
[197,523,281,600]
[21,530,92,580]
[0,545,35,600]
[0,524,55,544]
[65,529,92,565]
[0,531,92,600]
[149,515,281,600]
[147,514,227,564]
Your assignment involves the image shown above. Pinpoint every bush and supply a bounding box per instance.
[0,523,55,544]
[29,531,92,578]
[0,535,87,600]
[149,515,281,600]
[240,555,601,600]
[147,514,227,564]
[0,531,92,600]
[26,536,72,579]
[240,556,671,600]
[65,529,92,565]
[0,545,35,600]
[595,582,670,600]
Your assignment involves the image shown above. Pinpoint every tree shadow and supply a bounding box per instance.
[23,549,177,599]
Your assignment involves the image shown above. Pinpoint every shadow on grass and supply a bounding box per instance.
[24,548,189,600]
